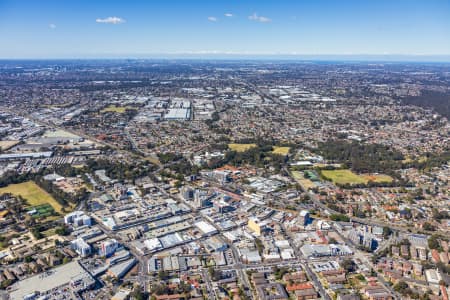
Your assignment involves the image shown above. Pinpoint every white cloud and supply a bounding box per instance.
[248,13,271,23]
[49,23,56,29]
[96,16,126,24]
[207,16,218,22]
[224,13,233,17]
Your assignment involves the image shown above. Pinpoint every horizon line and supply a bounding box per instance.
[1,53,450,63]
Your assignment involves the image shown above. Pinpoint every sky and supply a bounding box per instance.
[0,0,449,59]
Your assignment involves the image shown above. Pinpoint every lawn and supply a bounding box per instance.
[101,105,135,113]
[228,143,257,152]
[144,155,161,166]
[321,169,393,185]
[291,170,303,180]
[271,146,290,155]
[41,228,57,237]
[321,169,367,185]
[291,171,315,190]
[0,181,64,213]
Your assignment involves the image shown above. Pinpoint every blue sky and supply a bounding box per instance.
[0,0,449,59]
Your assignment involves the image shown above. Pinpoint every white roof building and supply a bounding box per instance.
[195,221,218,236]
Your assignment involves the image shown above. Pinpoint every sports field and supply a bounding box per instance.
[362,174,393,183]
[27,204,55,219]
[0,181,63,213]
[321,170,393,185]
[101,105,135,113]
[271,146,290,155]
[321,169,367,185]
[228,143,256,152]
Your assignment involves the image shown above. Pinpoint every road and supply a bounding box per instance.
[281,223,331,300]
[201,268,217,300]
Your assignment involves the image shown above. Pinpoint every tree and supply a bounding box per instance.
[428,234,442,250]
[328,237,338,244]
[340,258,355,272]
[330,214,350,222]
[208,266,221,281]
[31,227,43,240]
[131,284,146,300]
[422,222,435,231]
[157,270,168,280]
[55,226,70,236]
[382,226,392,239]
[393,281,409,294]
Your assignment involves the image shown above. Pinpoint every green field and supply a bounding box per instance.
[291,170,303,180]
[271,146,291,155]
[41,227,57,237]
[321,169,368,185]
[101,105,135,113]
[291,171,316,189]
[321,170,393,185]
[228,143,257,152]
[0,181,64,213]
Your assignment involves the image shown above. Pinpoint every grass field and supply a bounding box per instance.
[321,169,393,185]
[101,105,135,113]
[41,228,57,237]
[271,146,290,155]
[0,181,64,213]
[228,143,256,152]
[291,170,316,189]
[321,169,367,185]
[144,155,161,166]
[291,170,303,180]
[402,156,427,164]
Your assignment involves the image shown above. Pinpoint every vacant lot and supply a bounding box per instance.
[0,140,19,151]
[228,143,256,152]
[271,146,290,155]
[321,169,367,185]
[43,129,79,139]
[101,105,135,113]
[0,181,63,213]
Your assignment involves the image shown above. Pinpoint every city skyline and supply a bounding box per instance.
[1,0,450,59]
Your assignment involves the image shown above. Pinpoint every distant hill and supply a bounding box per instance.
[402,91,450,119]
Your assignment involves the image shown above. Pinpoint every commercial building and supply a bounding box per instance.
[71,238,91,257]
[298,210,310,226]
[194,221,218,236]
[248,217,270,236]
[9,261,94,300]
[164,108,191,121]
[64,211,92,227]
[107,258,137,279]
[100,239,119,257]
[300,244,353,258]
